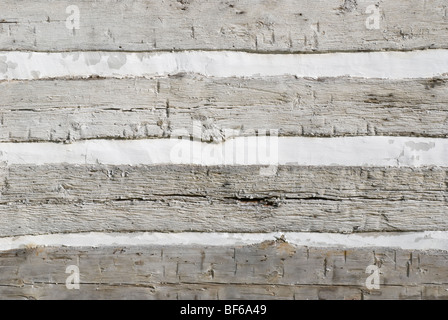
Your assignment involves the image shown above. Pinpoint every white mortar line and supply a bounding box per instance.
[1,231,448,251]
[0,136,445,167]
[1,50,448,80]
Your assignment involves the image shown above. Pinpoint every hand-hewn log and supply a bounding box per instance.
[0,243,447,299]
[0,165,445,236]
[0,76,447,142]
[1,0,448,52]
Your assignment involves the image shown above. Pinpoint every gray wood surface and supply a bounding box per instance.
[0,242,447,300]
[1,0,448,52]
[1,199,446,236]
[4,165,447,203]
[0,76,447,142]
[0,165,445,236]
[2,0,448,300]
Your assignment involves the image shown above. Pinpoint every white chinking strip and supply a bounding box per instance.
[1,50,448,80]
[1,231,448,251]
[0,136,445,167]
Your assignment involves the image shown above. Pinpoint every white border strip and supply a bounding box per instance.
[1,231,448,251]
[0,136,445,167]
[1,50,448,80]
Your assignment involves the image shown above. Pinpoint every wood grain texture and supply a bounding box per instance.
[2,200,447,236]
[1,0,448,52]
[0,76,447,142]
[2,0,448,300]
[1,242,447,300]
[0,165,445,236]
[4,165,447,203]
[3,283,446,300]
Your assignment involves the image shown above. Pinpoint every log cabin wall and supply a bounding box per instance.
[0,0,447,300]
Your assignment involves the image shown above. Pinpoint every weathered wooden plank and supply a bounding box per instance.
[0,165,445,235]
[0,283,363,300]
[2,283,446,300]
[3,283,447,300]
[1,199,446,236]
[0,76,447,142]
[1,0,448,52]
[0,243,447,299]
[3,165,447,203]
[360,286,448,300]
